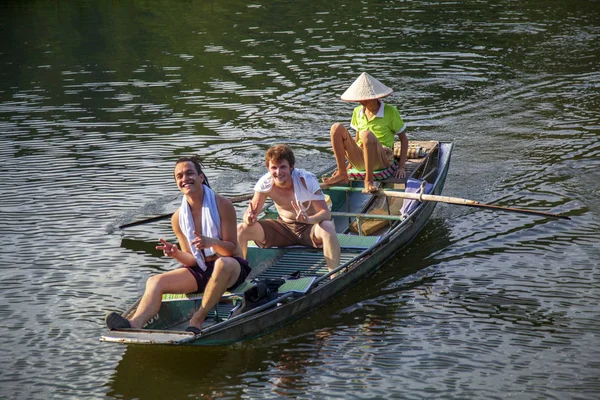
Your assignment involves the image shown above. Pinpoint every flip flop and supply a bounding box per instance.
[185,326,202,335]
[105,312,131,330]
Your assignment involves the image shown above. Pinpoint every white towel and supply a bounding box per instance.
[178,184,221,271]
[254,168,324,209]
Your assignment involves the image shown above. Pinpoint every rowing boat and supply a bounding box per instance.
[100,140,453,346]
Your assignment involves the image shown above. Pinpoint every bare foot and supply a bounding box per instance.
[189,309,206,329]
[362,182,378,194]
[322,170,349,185]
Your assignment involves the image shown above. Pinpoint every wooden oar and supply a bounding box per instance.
[324,186,570,220]
[118,193,254,229]
[380,189,571,220]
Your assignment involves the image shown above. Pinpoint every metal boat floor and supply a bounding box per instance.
[257,250,357,280]
[151,236,380,331]
[157,250,361,332]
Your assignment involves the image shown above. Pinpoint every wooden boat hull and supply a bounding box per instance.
[101,141,453,346]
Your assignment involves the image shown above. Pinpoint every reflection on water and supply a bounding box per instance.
[108,330,338,399]
[1,0,599,399]
[107,345,263,399]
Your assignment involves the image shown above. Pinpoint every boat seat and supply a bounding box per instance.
[336,233,380,249]
[347,160,399,181]
[160,276,317,303]
[345,141,430,183]
[248,233,379,251]
[161,291,240,303]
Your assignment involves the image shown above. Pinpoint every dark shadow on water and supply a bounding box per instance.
[106,344,266,399]
[120,238,163,258]
[106,328,340,399]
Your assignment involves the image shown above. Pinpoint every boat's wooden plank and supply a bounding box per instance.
[349,208,394,235]
[379,141,439,184]
[337,233,380,248]
[101,329,195,345]
[378,157,428,184]
[161,281,251,302]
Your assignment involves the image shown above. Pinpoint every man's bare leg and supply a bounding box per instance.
[237,222,266,258]
[188,258,240,329]
[359,130,379,193]
[314,221,341,279]
[129,268,198,329]
[323,123,353,185]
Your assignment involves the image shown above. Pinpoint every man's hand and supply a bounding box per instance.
[156,238,179,257]
[244,202,258,225]
[394,166,406,179]
[292,200,309,223]
[191,231,217,250]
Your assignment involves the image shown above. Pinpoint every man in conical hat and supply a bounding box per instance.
[322,72,408,193]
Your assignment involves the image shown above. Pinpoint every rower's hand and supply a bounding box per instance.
[244,202,258,225]
[156,238,179,257]
[394,166,406,179]
[192,231,216,250]
[291,200,309,223]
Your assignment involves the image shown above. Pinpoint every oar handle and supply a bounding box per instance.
[382,190,479,205]
[381,189,570,220]
[118,213,173,229]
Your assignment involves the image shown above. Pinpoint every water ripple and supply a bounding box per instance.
[1,1,599,399]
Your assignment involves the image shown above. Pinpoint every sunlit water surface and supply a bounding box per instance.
[0,1,598,399]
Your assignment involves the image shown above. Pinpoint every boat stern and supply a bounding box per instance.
[100,328,197,345]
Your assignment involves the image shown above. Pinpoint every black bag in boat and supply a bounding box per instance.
[229,278,285,318]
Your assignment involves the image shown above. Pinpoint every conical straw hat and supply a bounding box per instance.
[340,72,393,102]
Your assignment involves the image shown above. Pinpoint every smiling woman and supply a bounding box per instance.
[105,155,251,334]
[174,155,209,190]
